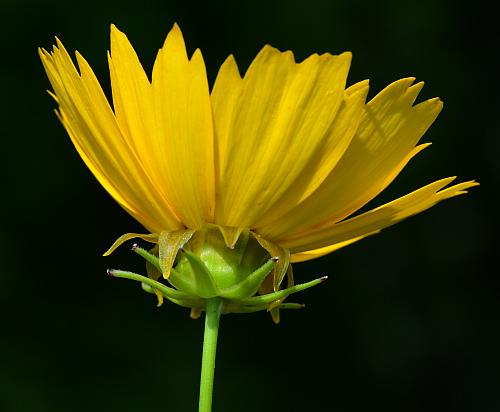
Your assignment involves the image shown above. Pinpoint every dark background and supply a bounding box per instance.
[1,0,497,411]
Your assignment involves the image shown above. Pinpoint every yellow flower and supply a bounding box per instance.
[40,24,477,318]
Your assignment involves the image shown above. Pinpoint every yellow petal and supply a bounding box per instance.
[40,39,181,233]
[211,54,243,196]
[108,25,181,227]
[279,178,479,253]
[261,78,443,240]
[212,47,353,228]
[152,23,215,228]
[253,79,369,229]
[290,232,379,262]
[108,25,154,158]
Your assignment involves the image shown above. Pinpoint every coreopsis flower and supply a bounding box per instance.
[39,24,477,322]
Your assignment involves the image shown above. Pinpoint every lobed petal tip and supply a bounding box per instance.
[462,180,480,188]
[436,176,458,188]
[109,24,122,40]
[54,36,64,49]
[339,50,353,62]
[408,80,425,94]
[168,22,183,38]
[74,50,84,62]
[395,77,418,90]
[219,53,242,79]
[191,48,206,62]
[425,96,443,105]
[162,21,187,52]
[260,43,279,54]
[109,23,129,44]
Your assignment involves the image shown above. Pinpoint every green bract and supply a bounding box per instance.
[170,226,273,299]
[107,224,327,322]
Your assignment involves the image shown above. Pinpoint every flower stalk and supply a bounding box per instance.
[199,298,223,412]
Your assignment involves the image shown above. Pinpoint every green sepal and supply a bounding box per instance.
[256,263,295,323]
[141,282,156,294]
[108,268,326,317]
[133,244,160,271]
[133,244,169,306]
[131,239,277,302]
[108,225,327,322]
[131,246,212,299]
[108,269,203,306]
[223,301,305,314]
[177,249,220,298]
[239,276,327,306]
[219,257,276,299]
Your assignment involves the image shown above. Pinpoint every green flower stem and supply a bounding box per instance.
[199,297,223,412]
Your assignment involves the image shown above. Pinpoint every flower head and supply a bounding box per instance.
[40,24,477,320]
